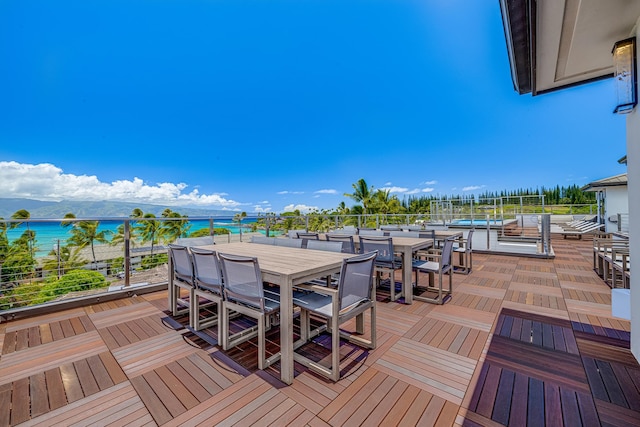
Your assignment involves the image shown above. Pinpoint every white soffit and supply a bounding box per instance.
[535,0,640,94]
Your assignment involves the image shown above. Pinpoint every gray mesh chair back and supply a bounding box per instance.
[339,251,377,310]
[190,247,224,331]
[466,229,474,251]
[440,238,455,272]
[453,229,473,274]
[359,235,402,301]
[339,225,357,235]
[175,236,215,247]
[218,253,265,311]
[274,238,303,248]
[168,244,195,319]
[297,232,319,240]
[292,250,377,381]
[217,252,280,369]
[190,247,223,295]
[288,229,307,238]
[358,228,384,236]
[326,234,356,253]
[412,237,455,304]
[168,244,194,284]
[296,232,319,248]
[388,231,420,238]
[419,230,437,247]
[251,236,276,245]
[306,239,343,252]
[359,236,399,267]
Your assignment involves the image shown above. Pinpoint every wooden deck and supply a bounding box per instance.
[0,237,637,426]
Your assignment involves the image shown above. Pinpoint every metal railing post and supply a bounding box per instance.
[124,220,131,288]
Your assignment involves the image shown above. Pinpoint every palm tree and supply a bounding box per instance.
[10,209,36,260]
[372,189,392,215]
[233,211,247,241]
[344,179,374,214]
[43,244,87,278]
[135,213,162,256]
[67,220,111,264]
[161,209,191,243]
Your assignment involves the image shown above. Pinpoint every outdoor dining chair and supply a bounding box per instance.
[292,251,377,381]
[296,232,320,248]
[358,228,385,236]
[250,235,276,245]
[168,244,195,321]
[453,229,474,274]
[411,237,455,304]
[218,253,280,369]
[359,235,403,302]
[325,234,356,254]
[175,236,215,247]
[189,247,224,333]
[274,237,303,248]
[305,239,345,287]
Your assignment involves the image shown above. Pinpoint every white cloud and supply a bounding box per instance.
[380,186,408,193]
[253,205,272,213]
[405,187,435,194]
[422,180,437,185]
[462,185,486,192]
[314,189,337,194]
[0,161,241,208]
[277,190,304,195]
[282,203,318,213]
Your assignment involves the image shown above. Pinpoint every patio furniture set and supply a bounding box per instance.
[166,228,474,384]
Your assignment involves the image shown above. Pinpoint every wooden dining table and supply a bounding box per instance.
[322,234,434,304]
[194,241,354,385]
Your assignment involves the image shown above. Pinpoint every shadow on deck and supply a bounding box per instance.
[0,236,637,426]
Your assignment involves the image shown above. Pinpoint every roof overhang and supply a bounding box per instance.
[581,173,628,191]
[500,0,640,95]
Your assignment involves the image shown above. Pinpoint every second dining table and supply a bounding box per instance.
[195,241,354,385]
[321,234,434,304]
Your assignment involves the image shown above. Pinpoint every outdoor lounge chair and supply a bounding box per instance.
[561,222,603,239]
[292,251,377,381]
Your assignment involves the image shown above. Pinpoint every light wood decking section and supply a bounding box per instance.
[0,236,637,426]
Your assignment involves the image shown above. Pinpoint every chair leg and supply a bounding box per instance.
[257,313,266,370]
[331,315,340,382]
[221,302,230,350]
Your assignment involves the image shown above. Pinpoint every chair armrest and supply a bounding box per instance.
[294,283,338,297]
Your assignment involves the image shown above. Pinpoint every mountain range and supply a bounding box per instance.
[0,198,244,219]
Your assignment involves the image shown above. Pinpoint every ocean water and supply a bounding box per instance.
[4,218,258,257]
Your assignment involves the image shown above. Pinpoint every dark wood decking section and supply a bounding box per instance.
[0,236,637,426]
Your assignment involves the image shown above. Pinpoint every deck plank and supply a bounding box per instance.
[0,236,638,426]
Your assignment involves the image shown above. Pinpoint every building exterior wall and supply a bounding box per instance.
[604,186,629,233]
[628,16,640,363]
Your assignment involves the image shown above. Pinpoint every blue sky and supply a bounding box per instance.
[0,1,628,214]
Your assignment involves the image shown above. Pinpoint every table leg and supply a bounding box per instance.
[280,278,294,385]
[402,248,412,304]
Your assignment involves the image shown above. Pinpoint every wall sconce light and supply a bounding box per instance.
[612,37,637,114]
